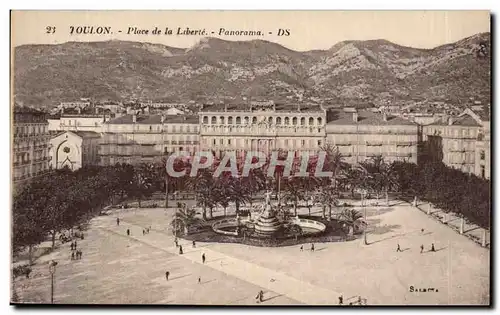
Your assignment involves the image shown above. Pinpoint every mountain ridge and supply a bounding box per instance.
[14,32,490,109]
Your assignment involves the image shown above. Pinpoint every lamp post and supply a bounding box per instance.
[48,260,58,304]
[361,190,368,245]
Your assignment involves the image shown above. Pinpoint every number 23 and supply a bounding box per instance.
[46,26,56,34]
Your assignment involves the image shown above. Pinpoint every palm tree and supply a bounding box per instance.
[133,163,155,208]
[170,204,198,235]
[338,209,364,236]
[282,178,305,217]
[319,143,348,187]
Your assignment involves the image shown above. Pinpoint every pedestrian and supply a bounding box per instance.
[143,229,145,236]
[25,267,31,279]
[117,218,120,226]
[71,252,75,260]
[300,245,303,251]
[431,243,435,252]
[74,240,77,249]
[338,295,343,305]
[397,243,402,252]
[311,243,315,252]
[421,228,424,234]
[198,277,201,284]
[179,245,183,255]
[420,244,424,253]
[259,290,264,302]
[202,253,206,264]
[165,271,170,281]
[127,229,130,236]
[79,250,83,259]
[192,240,196,248]
[70,242,74,251]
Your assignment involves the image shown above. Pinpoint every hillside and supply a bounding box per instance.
[13,33,490,108]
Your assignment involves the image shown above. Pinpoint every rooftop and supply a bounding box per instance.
[326,110,416,126]
[200,101,324,113]
[429,114,482,127]
[105,114,198,125]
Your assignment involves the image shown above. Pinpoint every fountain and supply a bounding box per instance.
[211,190,326,241]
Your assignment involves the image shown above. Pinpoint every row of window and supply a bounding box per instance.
[109,125,199,133]
[202,116,323,126]
[202,138,323,147]
[14,124,49,136]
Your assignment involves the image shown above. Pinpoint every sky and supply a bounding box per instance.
[11,11,490,51]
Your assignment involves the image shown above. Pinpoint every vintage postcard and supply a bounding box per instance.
[10,10,491,306]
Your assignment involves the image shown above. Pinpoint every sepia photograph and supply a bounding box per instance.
[10,10,491,306]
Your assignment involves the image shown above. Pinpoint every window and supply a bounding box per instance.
[213,139,216,145]
[317,117,322,125]
[220,139,223,145]
[228,117,233,124]
[268,117,273,125]
[300,117,306,126]
[210,117,216,124]
[228,139,231,145]
[203,116,208,124]
[252,117,257,124]
[481,165,486,179]
[284,117,290,125]
[236,117,241,125]
[309,117,314,125]
[318,140,322,146]
[292,117,297,125]
[220,116,225,124]
[276,117,282,125]
[480,150,485,160]
[301,140,305,146]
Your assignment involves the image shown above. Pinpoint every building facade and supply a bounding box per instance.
[99,114,199,166]
[50,131,101,170]
[13,107,51,186]
[325,109,419,164]
[199,101,326,158]
[421,108,490,179]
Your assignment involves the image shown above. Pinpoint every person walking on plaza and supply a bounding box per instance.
[338,295,343,305]
[420,244,424,254]
[300,245,303,251]
[192,240,196,248]
[165,271,170,281]
[79,250,83,259]
[198,277,201,284]
[174,238,178,248]
[431,243,435,252]
[127,229,130,236]
[311,243,315,252]
[70,242,74,251]
[74,240,78,250]
[143,229,146,236]
[179,245,183,255]
[396,243,402,252]
[117,218,120,226]
[202,253,206,264]
[71,252,75,260]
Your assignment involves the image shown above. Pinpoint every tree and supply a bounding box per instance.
[170,204,198,235]
[132,163,155,208]
[338,209,363,236]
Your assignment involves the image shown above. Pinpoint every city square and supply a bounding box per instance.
[13,197,489,305]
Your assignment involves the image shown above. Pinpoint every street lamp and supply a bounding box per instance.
[48,260,58,304]
[360,189,368,245]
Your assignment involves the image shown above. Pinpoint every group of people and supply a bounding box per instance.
[299,243,315,252]
[338,295,366,305]
[70,240,83,260]
[396,229,437,253]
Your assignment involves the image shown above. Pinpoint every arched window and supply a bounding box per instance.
[211,116,216,125]
[244,116,249,125]
[309,117,314,125]
[268,117,273,125]
[228,116,233,124]
[276,117,282,125]
[300,117,306,126]
[284,117,290,125]
[203,116,208,124]
[252,117,257,124]
[292,117,298,125]
[236,117,241,125]
[317,117,323,125]
[219,116,225,124]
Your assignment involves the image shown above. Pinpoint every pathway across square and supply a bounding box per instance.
[14,200,489,305]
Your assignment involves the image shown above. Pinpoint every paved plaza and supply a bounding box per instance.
[13,200,489,305]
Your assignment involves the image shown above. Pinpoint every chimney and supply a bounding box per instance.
[132,114,137,123]
[353,112,358,122]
